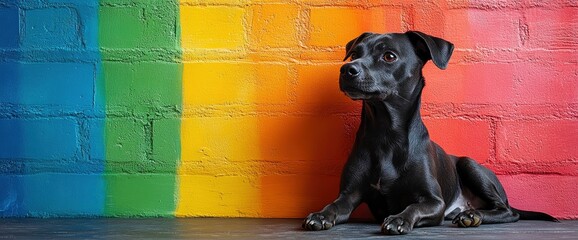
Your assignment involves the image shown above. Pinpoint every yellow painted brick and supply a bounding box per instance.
[180,6,246,49]
[180,117,260,163]
[308,7,402,47]
[183,62,289,106]
[176,175,260,217]
[180,0,249,5]
[183,62,253,106]
[251,4,300,48]
[254,63,291,104]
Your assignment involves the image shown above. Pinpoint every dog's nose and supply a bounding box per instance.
[341,64,361,77]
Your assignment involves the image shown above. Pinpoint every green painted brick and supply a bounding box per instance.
[105,118,146,164]
[152,118,180,172]
[105,174,176,216]
[103,62,182,113]
[99,5,178,49]
[99,0,181,216]
[99,7,144,48]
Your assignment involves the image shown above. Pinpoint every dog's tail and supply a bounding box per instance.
[512,207,560,222]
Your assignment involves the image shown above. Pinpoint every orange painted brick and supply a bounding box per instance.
[308,7,402,47]
[251,4,300,48]
[295,63,351,105]
[259,174,340,218]
[254,63,292,105]
[258,116,350,164]
[412,2,447,38]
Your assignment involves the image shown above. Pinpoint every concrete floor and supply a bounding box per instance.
[0,218,576,239]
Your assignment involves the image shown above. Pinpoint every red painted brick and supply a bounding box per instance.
[489,161,578,176]
[447,0,524,9]
[514,62,578,104]
[526,0,578,8]
[444,9,521,49]
[516,49,578,63]
[422,63,516,104]
[496,120,578,165]
[498,174,578,218]
[424,119,491,163]
[526,8,578,50]
[411,1,447,37]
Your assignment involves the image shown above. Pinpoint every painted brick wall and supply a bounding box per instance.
[0,0,104,216]
[0,0,577,219]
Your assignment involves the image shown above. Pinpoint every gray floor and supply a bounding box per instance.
[0,218,576,239]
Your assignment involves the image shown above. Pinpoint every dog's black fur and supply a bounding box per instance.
[302,31,558,235]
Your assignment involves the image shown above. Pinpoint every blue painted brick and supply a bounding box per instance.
[0,62,19,103]
[0,7,19,49]
[0,62,94,108]
[22,7,80,48]
[46,0,98,5]
[88,119,105,161]
[0,0,19,6]
[8,1,43,7]
[0,118,78,159]
[45,0,100,50]
[22,173,104,216]
[0,175,25,217]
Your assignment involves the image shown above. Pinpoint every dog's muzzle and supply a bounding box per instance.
[340,63,372,99]
[341,63,361,78]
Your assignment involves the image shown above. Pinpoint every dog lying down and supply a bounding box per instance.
[302,31,558,235]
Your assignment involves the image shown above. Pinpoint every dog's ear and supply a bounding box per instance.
[406,31,454,69]
[343,32,373,61]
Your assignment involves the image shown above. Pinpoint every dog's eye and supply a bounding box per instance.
[350,52,358,60]
[383,52,397,63]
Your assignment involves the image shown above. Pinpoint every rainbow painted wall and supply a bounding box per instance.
[0,0,577,218]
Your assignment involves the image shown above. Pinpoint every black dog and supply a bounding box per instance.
[302,31,558,235]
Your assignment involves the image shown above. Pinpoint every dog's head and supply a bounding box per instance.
[339,31,454,101]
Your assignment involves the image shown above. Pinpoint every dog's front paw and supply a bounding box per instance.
[381,216,412,235]
[302,212,335,231]
[452,209,482,227]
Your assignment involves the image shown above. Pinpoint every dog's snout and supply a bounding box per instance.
[341,64,361,78]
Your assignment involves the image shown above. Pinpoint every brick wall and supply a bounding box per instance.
[0,0,104,216]
[182,0,578,218]
[0,0,576,219]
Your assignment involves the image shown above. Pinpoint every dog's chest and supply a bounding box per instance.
[369,153,400,193]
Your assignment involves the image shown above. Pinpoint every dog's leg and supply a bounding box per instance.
[453,157,520,227]
[302,191,363,231]
[381,182,446,235]
[303,156,368,231]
